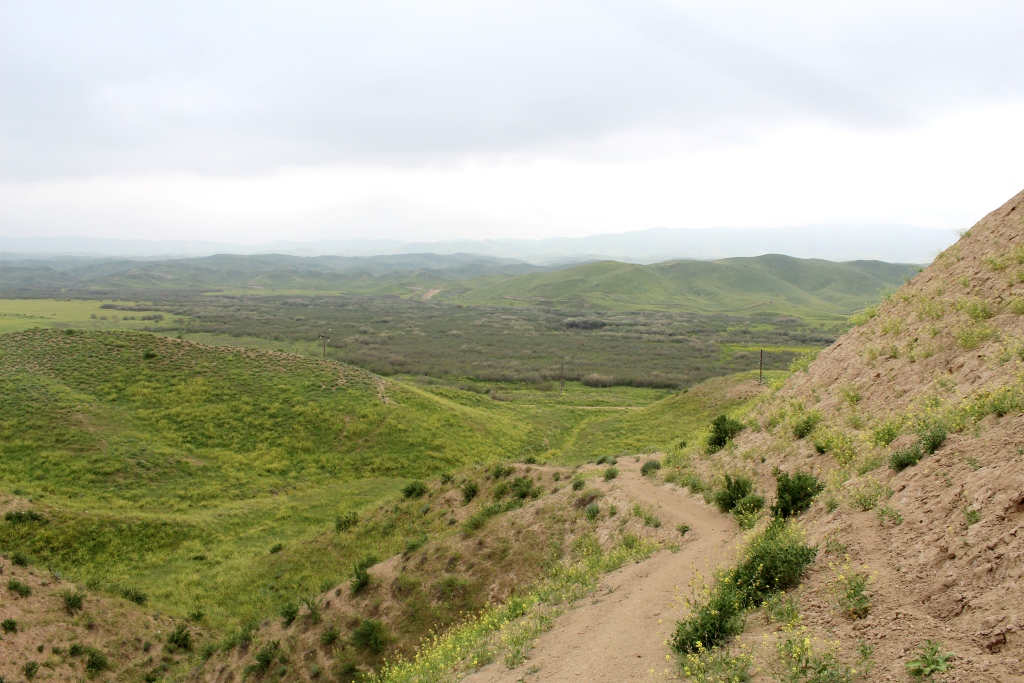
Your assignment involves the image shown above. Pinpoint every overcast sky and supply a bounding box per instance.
[2,1,1024,243]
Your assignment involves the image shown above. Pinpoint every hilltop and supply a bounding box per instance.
[458,255,917,314]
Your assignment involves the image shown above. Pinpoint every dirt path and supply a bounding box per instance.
[422,288,444,300]
[464,460,739,683]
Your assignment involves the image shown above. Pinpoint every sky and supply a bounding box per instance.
[2,1,1024,244]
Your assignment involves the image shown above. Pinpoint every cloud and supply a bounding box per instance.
[3,1,1024,180]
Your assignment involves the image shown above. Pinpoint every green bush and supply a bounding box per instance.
[791,412,821,439]
[334,511,359,532]
[640,459,662,476]
[402,481,428,499]
[571,476,585,491]
[350,554,379,595]
[69,643,85,657]
[351,618,391,655]
[23,661,39,680]
[460,481,479,503]
[7,579,31,597]
[247,641,280,676]
[1,618,17,633]
[4,510,46,523]
[280,602,299,627]
[917,423,947,454]
[269,543,284,554]
[166,624,192,652]
[671,520,816,653]
[508,476,542,499]
[771,470,824,519]
[604,466,619,481]
[84,648,109,677]
[733,493,764,516]
[119,586,147,606]
[489,463,514,479]
[712,474,755,513]
[585,502,600,521]
[60,589,86,613]
[707,415,744,453]
[319,626,340,647]
[890,444,923,471]
[11,550,29,567]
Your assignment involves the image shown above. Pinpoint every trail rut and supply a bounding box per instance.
[464,460,739,682]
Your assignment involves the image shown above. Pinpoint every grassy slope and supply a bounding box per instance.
[453,255,917,314]
[0,329,550,627]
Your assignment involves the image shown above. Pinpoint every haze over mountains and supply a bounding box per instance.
[0,224,954,264]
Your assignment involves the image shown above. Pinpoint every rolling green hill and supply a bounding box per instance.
[454,255,919,314]
[2,252,917,315]
[0,328,549,626]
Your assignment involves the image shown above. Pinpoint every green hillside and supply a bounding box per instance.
[454,255,918,314]
[0,329,546,626]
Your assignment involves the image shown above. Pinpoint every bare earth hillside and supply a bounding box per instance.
[677,188,1024,681]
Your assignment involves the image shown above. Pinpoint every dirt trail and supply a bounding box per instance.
[464,460,739,683]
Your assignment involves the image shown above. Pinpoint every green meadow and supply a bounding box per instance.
[0,326,746,630]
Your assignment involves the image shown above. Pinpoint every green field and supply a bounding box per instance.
[0,327,748,630]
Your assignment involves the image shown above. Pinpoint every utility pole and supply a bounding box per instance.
[759,349,763,385]
[318,327,331,359]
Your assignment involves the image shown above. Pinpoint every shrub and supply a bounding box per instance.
[508,476,542,499]
[350,554,379,594]
[603,466,619,481]
[247,641,280,676]
[571,476,586,491]
[269,543,284,554]
[849,479,890,511]
[167,624,192,651]
[351,619,391,655]
[1,618,17,633]
[680,473,705,493]
[11,550,29,567]
[890,444,923,471]
[7,579,31,597]
[302,596,322,625]
[334,511,359,532]
[280,602,299,627]
[671,520,816,653]
[640,459,662,476]
[581,373,615,387]
[23,661,39,680]
[707,415,744,453]
[402,481,427,499]
[84,648,109,677]
[917,422,947,454]
[489,463,514,479]
[678,644,753,683]
[4,510,45,523]
[771,470,824,519]
[120,586,148,606]
[460,480,479,503]
[585,502,600,521]
[712,474,755,513]
[319,626,340,647]
[575,488,604,508]
[870,418,903,446]
[791,411,821,439]
[733,493,764,516]
[61,589,86,613]
[835,568,872,619]
[905,640,954,680]
[69,643,85,657]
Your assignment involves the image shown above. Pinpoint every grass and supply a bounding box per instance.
[906,641,954,680]
[0,329,575,629]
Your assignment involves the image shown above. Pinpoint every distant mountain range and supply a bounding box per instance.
[0,252,919,316]
[0,224,955,264]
